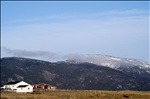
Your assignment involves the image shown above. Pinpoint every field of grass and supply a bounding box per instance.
[1,90,150,99]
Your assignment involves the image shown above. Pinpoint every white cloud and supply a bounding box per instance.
[1,46,64,62]
[7,9,149,24]
[94,9,148,16]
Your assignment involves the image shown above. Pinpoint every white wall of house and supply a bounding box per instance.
[16,85,33,93]
[4,84,16,90]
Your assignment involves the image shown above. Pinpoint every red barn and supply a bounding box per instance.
[33,83,52,90]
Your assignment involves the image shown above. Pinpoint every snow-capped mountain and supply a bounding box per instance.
[65,54,150,73]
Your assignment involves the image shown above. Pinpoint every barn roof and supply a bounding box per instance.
[33,83,52,86]
[17,85,28,88]
[5,81,21,85]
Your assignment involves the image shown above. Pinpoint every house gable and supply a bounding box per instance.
[4,81,33,93]
[16,85,33,93]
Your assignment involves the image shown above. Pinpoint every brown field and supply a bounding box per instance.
[1,90,150,99]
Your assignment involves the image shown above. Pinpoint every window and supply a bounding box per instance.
[28,88,30,90]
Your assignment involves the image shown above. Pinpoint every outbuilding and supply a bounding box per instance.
[33,83,56,91]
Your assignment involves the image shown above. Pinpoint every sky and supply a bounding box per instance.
[1,1,150,63]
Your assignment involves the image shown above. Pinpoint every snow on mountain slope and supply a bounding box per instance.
[65,54,150,70]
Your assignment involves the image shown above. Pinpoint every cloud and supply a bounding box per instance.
[8,9,148,24]
[10,15,68,23]
[94,9,148,17]
[1,46,64,62]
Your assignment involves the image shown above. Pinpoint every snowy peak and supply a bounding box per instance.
[65,54,150,69]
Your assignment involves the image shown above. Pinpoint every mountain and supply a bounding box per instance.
[66,54,150,76]
[1,56,150,91]
[66,54,150,88]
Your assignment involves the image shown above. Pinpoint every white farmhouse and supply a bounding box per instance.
[3,81,33,93]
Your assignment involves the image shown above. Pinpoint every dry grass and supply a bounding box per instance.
[1,90,150,99]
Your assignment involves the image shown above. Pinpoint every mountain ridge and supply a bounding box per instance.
[1,56,150,91]
[65,54,150,70]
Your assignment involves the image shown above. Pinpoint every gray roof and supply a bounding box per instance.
[5,81,21,85]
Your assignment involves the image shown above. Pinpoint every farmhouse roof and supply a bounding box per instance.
[17,85,28,88]
[5,81,21,85]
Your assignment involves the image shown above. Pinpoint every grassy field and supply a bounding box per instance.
[1,90,150,99]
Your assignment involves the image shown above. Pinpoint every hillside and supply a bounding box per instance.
[1,57,150,90]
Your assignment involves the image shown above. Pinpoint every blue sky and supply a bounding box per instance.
[1,1,150,62]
